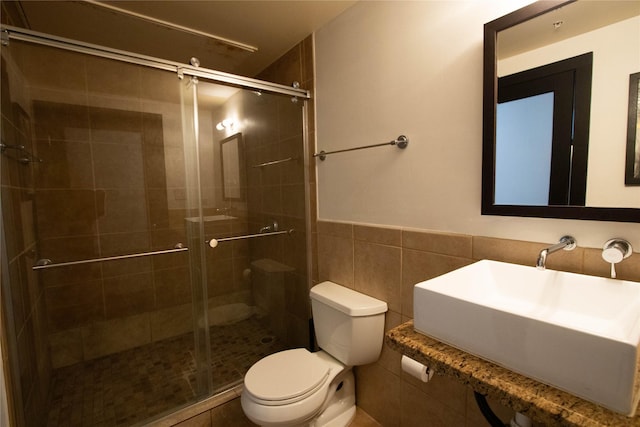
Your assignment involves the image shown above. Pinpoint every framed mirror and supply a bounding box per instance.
[627,72,640,185]
[220,132,245,201]
[482,0,640,222]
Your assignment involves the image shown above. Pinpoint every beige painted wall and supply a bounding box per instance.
[314,1,640,249]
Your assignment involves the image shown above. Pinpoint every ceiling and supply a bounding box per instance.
[10,0,356,77]
[498,0,640,59]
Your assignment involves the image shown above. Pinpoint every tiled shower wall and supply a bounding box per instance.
[315,220,640,426]
[28,67,196,368]
[243,36,314,349]
[31,33,316,366]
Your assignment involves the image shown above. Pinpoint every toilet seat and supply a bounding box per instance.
[241,349,348,426]
[244,348,331,406]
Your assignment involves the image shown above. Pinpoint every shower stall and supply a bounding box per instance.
[0,25,313,426]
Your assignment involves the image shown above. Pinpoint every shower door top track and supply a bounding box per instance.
[0,24,311,99]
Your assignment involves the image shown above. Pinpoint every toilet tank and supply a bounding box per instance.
[310,281,388,366]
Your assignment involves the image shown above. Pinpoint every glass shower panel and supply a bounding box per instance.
[195,79,310,392]
[0,39,207,425]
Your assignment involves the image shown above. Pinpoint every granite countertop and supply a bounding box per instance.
[385,321,640,427]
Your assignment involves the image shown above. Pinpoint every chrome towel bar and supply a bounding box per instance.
[251,157,296,168]
[32,246,189,270]
[32,229,294,270]
[314,135,408,161]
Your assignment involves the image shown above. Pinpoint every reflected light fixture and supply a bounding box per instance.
[216,118,236,131]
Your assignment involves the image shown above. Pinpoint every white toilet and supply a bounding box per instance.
[241,281,388,427]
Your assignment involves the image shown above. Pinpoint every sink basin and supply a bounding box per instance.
[413,259,640,416]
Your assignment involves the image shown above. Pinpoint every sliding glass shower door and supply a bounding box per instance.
[183,75,312,394]
[1,28,311,426]
[1,39,211,425]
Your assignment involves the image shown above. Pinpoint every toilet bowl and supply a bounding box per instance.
[241,349,354,426]
[241,281,388,427]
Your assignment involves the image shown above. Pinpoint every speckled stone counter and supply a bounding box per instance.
[386,321,640,427]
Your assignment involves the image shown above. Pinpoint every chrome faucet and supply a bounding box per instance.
[536,235,577,270]
[259,220,278,233]
[215,206,231,215]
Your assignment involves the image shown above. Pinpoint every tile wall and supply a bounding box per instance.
[243,35,315,349]
[30,87,197,367]
[315,220,640,426]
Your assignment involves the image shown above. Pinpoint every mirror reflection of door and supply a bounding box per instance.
[496,52,592,206]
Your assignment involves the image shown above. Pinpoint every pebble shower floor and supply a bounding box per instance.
[45,316,284,426]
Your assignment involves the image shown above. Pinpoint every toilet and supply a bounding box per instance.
[241,281,388,427]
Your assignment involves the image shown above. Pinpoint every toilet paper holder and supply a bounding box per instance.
[401,355,434,383]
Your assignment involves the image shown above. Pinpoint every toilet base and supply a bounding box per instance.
[312,407,355,427]
[310,370,356,427]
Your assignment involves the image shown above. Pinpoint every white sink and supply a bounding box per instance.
[413,259,640,416]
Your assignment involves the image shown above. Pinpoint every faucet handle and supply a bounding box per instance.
[603,239,632,263]
[602,239,632,278]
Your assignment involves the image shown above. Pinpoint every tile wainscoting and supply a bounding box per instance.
[315,220,640,426]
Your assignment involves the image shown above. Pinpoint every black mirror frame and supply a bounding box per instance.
[482,0,640,223]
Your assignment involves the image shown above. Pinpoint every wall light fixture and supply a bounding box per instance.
[216,119,236,131]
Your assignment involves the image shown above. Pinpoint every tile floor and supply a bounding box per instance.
[45,316,285,426]
[169,396,382,427]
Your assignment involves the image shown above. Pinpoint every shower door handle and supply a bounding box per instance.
[207,229,294,248]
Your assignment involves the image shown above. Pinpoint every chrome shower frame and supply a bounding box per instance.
[0,25,311,100]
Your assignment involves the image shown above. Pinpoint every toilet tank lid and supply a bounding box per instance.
[310,281,388,316]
